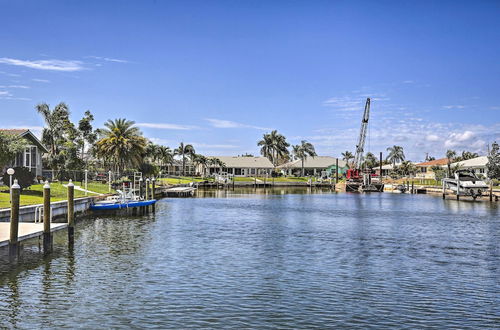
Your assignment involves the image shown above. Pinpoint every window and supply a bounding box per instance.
[235,168,242,176]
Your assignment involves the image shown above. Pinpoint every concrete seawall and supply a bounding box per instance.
[0,197,95,223]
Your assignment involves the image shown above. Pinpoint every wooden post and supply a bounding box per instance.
[67,180,75,245]
[411,181,414,194]
[152,177,156,199]
[9,179,21,258]
[442,180,446,199]
[489,182,493,202]
[456,177,460,201]
[139,179,143,200]
[379,152,383,184]
[43,181,52,252]
[146,179,150,200]
[336,158,339,184]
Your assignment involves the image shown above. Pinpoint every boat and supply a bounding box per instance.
[90,188,157,210]
[442,170,489,199]
[90,199,156,210]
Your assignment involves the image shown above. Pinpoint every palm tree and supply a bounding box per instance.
[36,102,72,178]
[341,151,354,168]
[157,145,174,169]
[175,142,195,176]
[363,152,378,170]
[95,118,147,173]
[386,145,405,167]
[292,140,317,176]
[399,160,416,177]
[192,154,208,176]
[446,149,457,178]
[257,130,290,167]
[460,151,479,161]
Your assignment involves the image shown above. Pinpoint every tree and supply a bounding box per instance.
[192,154,208,176]
[95,118,147,173]
[363,152,378,170]
[431,165,446,181]
[446,149,457,178]
[36,102,73,178]
[0,131,26,169]
[174,142,195,176]
[486,141,500,179]
[398,161,417,177]
[457,150,479,162]
[386,145,405,167]
[341,151,354,168]
[156,145,174,170]
[292,140,317,176]
[77,110,97,165]
[257,130,290,168]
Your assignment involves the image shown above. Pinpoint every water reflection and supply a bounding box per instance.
[0,190,498,328]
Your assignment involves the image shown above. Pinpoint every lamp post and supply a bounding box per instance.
[84,169,88,196]
[7,168,15,201]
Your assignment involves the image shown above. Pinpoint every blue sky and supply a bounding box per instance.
[1,0,499,161]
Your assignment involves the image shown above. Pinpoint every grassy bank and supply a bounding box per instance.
[0,181,115,209]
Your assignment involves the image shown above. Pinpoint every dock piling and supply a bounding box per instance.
[43,181,52,253]
[9,179,21,258]
[67,180,75,245]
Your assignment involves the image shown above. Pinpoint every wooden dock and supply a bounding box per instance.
[0,222,67,248]
[163,187,197,197]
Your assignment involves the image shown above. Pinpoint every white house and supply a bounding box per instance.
[278,156,347,176]
[449,156,489,177]
[201,156,274,177]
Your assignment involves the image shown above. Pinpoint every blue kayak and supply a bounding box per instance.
[90,199,157,210]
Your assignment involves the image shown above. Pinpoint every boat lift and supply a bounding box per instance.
[442,170,489,200]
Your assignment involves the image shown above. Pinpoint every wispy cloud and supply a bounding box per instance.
[32,78,50,83]
[87,56,129,63]
[0,91,12,96]
[0,57,84,71]
[0,70,21,77]
[442,105,466,110]
[189,142,239,149]
[206,118,271,130]
[402,80,414,84]
[136,122,197,130]
[0,85,29,89]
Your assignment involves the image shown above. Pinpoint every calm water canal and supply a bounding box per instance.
[0,189,499,328]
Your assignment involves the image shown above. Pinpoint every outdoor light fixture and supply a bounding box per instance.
[7,168,15,200]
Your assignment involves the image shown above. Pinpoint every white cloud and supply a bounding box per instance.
[136,122,197,130]
[0,85,29,89]
[402,80,414,84]
[0,57,84,71]
[32,78,50,83]
[206,118,270,130]
[0,91,12,96]
[426,134,440,142]
[87,56,129,63]
[442,105,466,110]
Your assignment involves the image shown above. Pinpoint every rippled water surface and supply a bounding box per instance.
[1,189,499,328]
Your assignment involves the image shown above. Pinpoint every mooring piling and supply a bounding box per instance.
[9,179,21,258]
[67,180,75,246]
[490,182,493,202]
[43,181,52,253]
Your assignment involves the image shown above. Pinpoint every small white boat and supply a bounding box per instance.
[443,170,489,199]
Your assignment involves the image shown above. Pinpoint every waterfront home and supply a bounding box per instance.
[415,158,449,179]
[201,156,274,177]
[376,163,396,176]
[448,156,489,178]
[162,159,196,176]
[0,128,48,177]
[278,156,347,177]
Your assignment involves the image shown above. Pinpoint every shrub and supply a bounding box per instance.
[3,167,35,190]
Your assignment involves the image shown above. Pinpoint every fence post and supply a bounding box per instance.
[43,181,52,253]
[67,180,75,245]
[9,179,21,258]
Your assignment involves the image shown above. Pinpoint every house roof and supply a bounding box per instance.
[416,158,449,166]
[278,156,347,169]
[0,128,48,153]
[208,156,274,168]
[450,156,488,168]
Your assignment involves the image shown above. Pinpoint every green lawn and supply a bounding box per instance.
[157,177,214,185]
[0,181,115,209]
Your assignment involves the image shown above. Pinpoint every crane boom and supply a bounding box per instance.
[353,98,370,169]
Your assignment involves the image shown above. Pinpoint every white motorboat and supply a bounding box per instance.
[442,170,489,199]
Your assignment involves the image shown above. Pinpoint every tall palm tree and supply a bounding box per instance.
[36,102,71,178]
[192,154,208,176]
[363,152,378,170]
[292,140,317,176]
[386,145,405,167]
[461,151,479,161]
[446,149,457,178]
[156,145,174,169]
[95,118,147,173]
[341,151,354,168]
[257,130,290,167]
[175,142,195,176]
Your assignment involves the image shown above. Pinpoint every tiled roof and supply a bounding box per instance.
[416,158,449,166]
[0,128,29,136]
